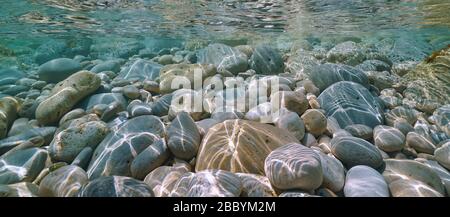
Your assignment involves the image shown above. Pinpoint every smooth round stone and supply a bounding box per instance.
[198,43,248,75]
[37,58,82,83]
[158,54,174,65]
[39,165,88,197]
[116,59,162,81]
[122,85,140,99]
[236,173,276,197]
[0,182,39,197]
[244,102,274,123]
[100,101,125,122]
[79,176,154,197]
[35,71,101,125]
[144,165,190,197]
[167,111,201,160]
[150,94,172,117]
[249,44,284,75]
[0,148,48,185]
[434,141,450,170]
[393,118,414,135]
[433,105,450,135]
[301,109,327,136]
[86,115,165,179]
[326,41,365,66]
[196,120,299,175]
[302,133,317,147]
[406,132,436,154]
[344,165,389,197]
[0,97,19,139]
[274,111,305,141]
[315,151,345,192]
[90,60,121,73]
[58,108,86,126]
[49,121,109,163]
[309,63,368,91]
[344,124,373,140]
[130,139,170,180]
[374,125,405,152]
[169,170,242,197]
[330,136,383,169]
[383,159,445,195]
[271,91,309,115]
[265,143,323,191]
[0,127,56,155]
[127,100,152,117]
[389,179,443,197]
[420,159,450,195]
[318,81,384,128]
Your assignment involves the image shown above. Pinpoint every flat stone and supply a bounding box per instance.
[196,120,299,175]
[78,176,154,197]
[265,143,323,191]
[344,165,389,197]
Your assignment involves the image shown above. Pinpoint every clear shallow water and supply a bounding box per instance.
[1,0,450,67]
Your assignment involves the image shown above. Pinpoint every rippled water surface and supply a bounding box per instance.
[1,0,450,67]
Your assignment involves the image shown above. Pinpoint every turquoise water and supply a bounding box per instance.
[1,0,450,69]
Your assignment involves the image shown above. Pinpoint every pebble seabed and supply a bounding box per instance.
[0,38,450,197]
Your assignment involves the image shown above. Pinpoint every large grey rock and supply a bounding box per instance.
[167,112,201,160]
[37,58,82,83]
[318,81,384,128]
[35,71,101,125]
[86,115,165,179]
[344,165,389,197]
[330,136,383,169]
[0,148,48,185]
[198,43,248,75]
[265,143,323,191]
[169,170,242,197]
[250,45,284,75]
[78,176,154,197]
[39,165,88,197]
[309,63,368,91]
